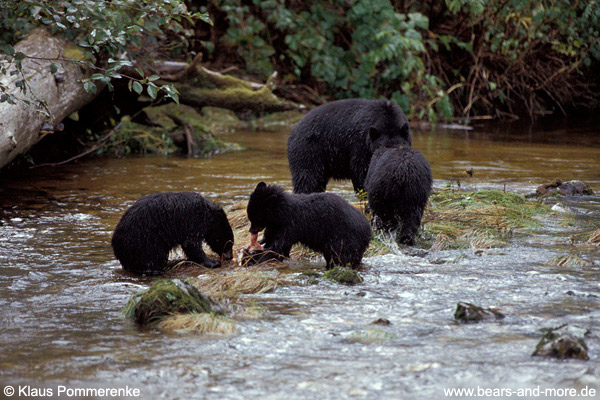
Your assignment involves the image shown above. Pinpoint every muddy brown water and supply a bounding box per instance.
[0,124,599,399]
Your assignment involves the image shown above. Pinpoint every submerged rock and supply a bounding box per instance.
[532,325,589,360]
[123,279,219,325]
[454,302,505,323]
[372,318,392,326]
[324,267,363,285]
[533,180,594,198]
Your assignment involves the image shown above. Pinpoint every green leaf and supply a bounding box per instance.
[147,85,157,99]
[50,64,58,74]
[3,45,15,56]
[132,81,143,94]
[83,81,93,92]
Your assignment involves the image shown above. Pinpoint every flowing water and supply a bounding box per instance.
[0,123,599,399]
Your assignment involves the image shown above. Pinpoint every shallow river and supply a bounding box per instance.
[0,122,599,399]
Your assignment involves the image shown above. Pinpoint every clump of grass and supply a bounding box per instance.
[469,236,507,250]
[187,269,280,298]
[547,254,594,268]
[157,313,237,335]
[123,279,219,325]
[365,233,395,257]
[421,189,550,250]
[586,230,600,244]
[324,266,363,285]
[346,328,397,344]
[234,299,268,319]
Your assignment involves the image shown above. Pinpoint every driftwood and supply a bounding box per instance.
[0,28,98,169]
[0,32,300,170]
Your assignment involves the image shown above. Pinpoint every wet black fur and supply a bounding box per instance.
[287,99,411,193]
[246,182,371,268]
[365,147,432,245]
[111,192,234,275]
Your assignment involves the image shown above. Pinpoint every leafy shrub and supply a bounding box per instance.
[201,0,600,120]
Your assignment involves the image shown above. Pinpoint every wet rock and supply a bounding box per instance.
[123,279,219,325]
[532,179,594,198]
[532,325,589,360]
[372,318,392,326]
[324,266,363,285]
[454,302,505,323]
[403,248,428,258]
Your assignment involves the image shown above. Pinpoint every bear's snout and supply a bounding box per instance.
[249,225,264,234]
[222,248,233,261]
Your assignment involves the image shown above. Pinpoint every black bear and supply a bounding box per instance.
[287,98,411,194]
[245,182,371,268]
[112,192,234,275]
[364,146,432,246]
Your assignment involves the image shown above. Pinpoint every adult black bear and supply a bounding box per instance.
[365,147,432,245]
[245,182,371,268]
[112,192,234,275]
[287,98,411,194]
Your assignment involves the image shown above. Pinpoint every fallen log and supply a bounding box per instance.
[153,55,302,113]
[0,28,99,169]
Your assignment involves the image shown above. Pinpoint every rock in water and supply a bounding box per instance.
[454,302,505,322]
[123,279,219,325]
[532,324,589,360]
[534,179,594,197]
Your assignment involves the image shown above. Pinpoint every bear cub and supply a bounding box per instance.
[365,144,432,246]
[287,98,411,194]
[112,192,234,275]
[245,182,371,268]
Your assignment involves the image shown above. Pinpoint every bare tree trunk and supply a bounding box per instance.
[0,28,98,169]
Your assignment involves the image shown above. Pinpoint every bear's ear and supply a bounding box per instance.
[369,127,382,142]
[255,182,267,190]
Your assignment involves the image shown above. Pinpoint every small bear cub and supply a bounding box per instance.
[112,192,234,275]
[244,182,371,268]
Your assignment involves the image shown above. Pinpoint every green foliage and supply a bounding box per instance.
[204,0,599,120]
[436,0,600,116]
[209,0,449,120]
[0,0,211,107]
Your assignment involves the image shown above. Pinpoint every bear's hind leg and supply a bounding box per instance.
[121,244,168,275]
[291,170,328,194]
[397,208,424,246]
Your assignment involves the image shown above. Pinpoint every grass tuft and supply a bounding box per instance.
[157,313,237,335]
